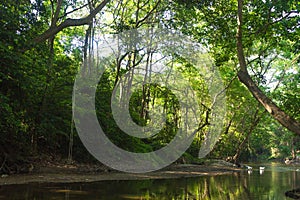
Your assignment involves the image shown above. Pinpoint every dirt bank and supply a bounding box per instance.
[0,163,242,185]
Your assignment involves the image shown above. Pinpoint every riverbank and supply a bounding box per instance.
[0,162,242,185]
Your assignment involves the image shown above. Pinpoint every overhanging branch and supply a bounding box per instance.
[33,0,110,44]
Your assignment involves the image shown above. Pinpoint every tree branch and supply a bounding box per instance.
[136,0,161,27]
[252,10,299,35]
[58,3,89,20]
[52,0,63,27]
[33,0,110,44]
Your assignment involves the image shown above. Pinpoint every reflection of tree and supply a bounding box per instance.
[239,172,251,200]
[203,177,211,199]
[285,188,300,199]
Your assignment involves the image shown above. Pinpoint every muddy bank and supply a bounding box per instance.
[0,163,242,185]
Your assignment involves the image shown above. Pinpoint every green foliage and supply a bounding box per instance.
[0,0,299,171]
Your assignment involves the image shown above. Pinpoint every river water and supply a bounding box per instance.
[0,163,299,199]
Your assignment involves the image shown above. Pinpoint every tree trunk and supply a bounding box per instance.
[236,0,300,135]
[237,71,300,135]
[232,108,261,163]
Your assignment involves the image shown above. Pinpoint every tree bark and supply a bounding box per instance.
[236,0,300,135]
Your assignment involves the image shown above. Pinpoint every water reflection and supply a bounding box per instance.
[259,167,265,175]
[0,163,299,199]
[259,169,264,175]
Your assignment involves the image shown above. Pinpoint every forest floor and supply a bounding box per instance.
[0,160,242,185]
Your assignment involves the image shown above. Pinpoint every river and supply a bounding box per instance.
[0,163,299,199]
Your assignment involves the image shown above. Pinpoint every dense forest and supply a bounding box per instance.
[0,0,299,174]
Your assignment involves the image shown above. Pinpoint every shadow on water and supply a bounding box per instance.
[0,163,299,200]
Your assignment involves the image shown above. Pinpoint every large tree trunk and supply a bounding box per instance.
[237,71,300,135]
[236,0,300,135]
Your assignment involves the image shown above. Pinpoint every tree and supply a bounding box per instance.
[0,0,87,172]
[1,0,299,172]
[236,0,300,135]
[171,0,300,135]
